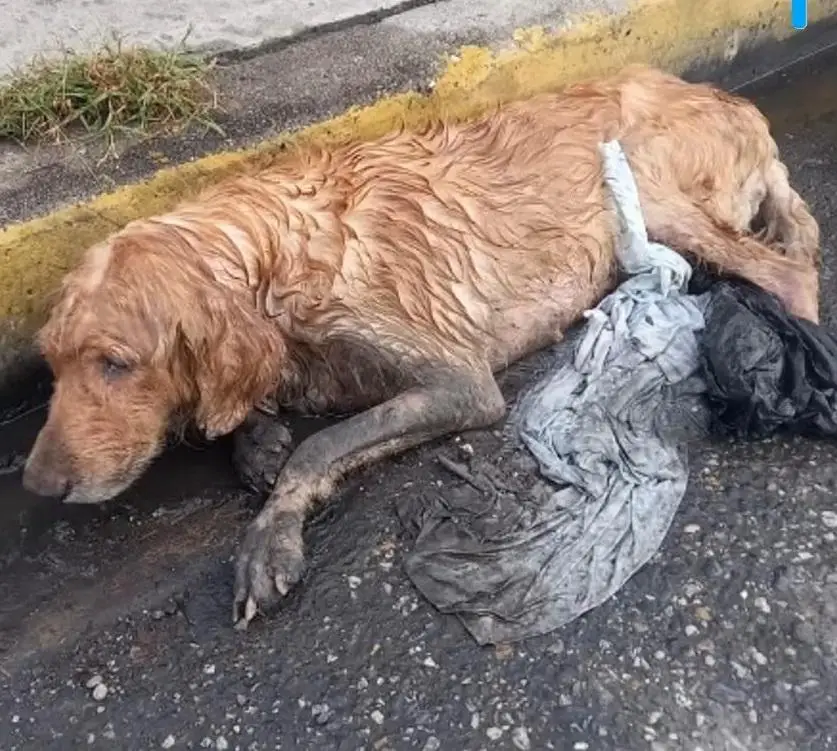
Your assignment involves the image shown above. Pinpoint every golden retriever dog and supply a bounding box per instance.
[22,65,820,628]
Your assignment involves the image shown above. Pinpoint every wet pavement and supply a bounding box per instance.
[2,49,837,751]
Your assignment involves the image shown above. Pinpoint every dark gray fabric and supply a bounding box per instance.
[398,141,712,645]
[700,280,837,439]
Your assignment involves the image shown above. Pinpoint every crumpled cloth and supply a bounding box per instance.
[397,141,712,644]
[699,280,837,439]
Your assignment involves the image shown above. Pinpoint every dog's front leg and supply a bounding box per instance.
[232,365,506,628]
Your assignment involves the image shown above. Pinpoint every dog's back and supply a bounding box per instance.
[186,66,783,376]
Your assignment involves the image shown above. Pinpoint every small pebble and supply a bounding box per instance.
[574,743,590,750]
[794,621,817,644]
[162,736,176,749]
[685,625,699,637]
[422,737,441,751]
[486,727,503,740]
[511,726,531,750]
[754,597,771,614]
[348,576,362,589]
[92,683,108,701]
[216,738,229,751]
[695,606,712,622]
[85,675,103,689]
[684,524,701,534]
[710,682,748,704]
[312,704,333,725]
[822,510,837,528]
[370,710,385,725]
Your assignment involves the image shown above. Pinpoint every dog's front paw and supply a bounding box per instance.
[232,411,294,495]
[233,510,305,629]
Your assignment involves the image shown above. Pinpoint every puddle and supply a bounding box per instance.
[0,393,334,668]
[0,404,240,556]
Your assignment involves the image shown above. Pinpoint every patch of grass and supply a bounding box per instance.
[0,35,220,152]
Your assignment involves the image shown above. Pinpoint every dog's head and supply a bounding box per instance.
[22,226,282,503]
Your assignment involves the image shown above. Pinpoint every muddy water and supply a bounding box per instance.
[1,45,837,667]
[0,400,243,663]
[0,407,236,547]
[0,390,333,665]
[0,403,330,561]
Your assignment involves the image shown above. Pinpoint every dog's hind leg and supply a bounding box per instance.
[641,192,820,322]
[232,361,506,628]
[759,158,820,267]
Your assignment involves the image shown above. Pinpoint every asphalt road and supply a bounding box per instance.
[2,49,837,751]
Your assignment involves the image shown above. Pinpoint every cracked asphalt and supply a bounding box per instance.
[2,46,837,751]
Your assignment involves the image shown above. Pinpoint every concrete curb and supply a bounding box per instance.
[2,0,837,412]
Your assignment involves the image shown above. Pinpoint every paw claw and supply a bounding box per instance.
[232,511,305,631]
[232,595,257,629]
[234,615,250,632]
[255,396,280,417]
[275,575,290,597]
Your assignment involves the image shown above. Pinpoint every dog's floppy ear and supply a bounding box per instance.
[176,288,283,440]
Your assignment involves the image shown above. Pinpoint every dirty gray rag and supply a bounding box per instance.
[398,140,712,645]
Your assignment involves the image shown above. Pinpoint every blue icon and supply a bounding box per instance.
[792,0,808,29]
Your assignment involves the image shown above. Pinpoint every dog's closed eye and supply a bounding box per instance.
[100,354,133,378]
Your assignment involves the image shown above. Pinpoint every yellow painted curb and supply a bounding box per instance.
[1,0,835,345]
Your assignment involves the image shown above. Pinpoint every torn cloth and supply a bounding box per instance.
[398,141,711,645]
